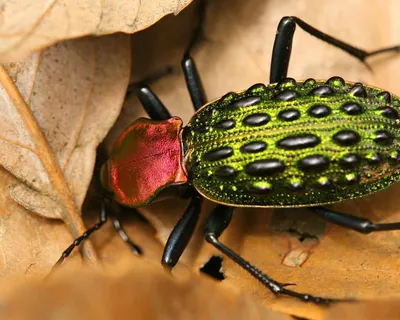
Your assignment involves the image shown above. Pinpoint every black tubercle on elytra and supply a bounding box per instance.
[278,108,301,121]
[342,173,360,185]
[245,159,285,176]
[349,84,367,98]
[277,134,321,150]
[341,102,363,115]
[374,130,393,145]
[213,119,235,130]
[246,83,267,94]
[228,96,261,109]
[203,147,233,161]
[390,151,400,163]
[316,179,333,189]
[377,106,399,119]
[219,92,237,104]
[326,76,345,87]
[277,78,296,88]
[195,125,210,133]
[240,141,267,153]
[243,113,270,126]
[311,86,334,96]
[288,180,304,192]
[376,91,392,103]
[307,104,331,118]
[366,152,382,165]
[215,166,236,179]
[333,129,361,146]
[339,154,361,169]
[298,155,330,173]
[316,177,332,189]
[248,183,272,194]
[274,90,297,101]
[303,78,316,86]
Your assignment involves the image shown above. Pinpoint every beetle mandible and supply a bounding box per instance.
[55,11,400,304]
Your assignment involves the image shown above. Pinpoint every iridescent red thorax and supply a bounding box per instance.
[101,117,187,207]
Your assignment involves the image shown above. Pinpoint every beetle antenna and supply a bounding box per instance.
[51,198,109,270]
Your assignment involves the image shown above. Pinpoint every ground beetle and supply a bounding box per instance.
[55,11,400,304]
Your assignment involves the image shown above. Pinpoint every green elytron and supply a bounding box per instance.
[186,78,400,207]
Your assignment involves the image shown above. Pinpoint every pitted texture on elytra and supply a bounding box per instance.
[184,78,400,207]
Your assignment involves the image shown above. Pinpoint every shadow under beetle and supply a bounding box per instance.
[56,13,400,304]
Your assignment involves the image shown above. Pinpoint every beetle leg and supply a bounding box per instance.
[52,199,108,269]
[270,16,400,83]
[162,194,203,269]
[112,205,142,255]
[204,204,342,304]
[126,66,176,96]
[137,85,172,121]
[309,206,400,234]
[131,0,207,113]
[181,0,207,111]
[182,55,207,111]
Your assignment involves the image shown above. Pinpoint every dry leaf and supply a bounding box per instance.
[0,0,193,63]
[0,260,292,320]
[103,0,400,319]
[0,34,130,271]
[324,300,400,320]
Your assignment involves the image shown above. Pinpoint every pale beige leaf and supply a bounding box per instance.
[0,167,164,278]
[0,167,75,277]
[0,0,193,62]
[0,34,130,266]
[1,34,130,217]
[8,183,63,219]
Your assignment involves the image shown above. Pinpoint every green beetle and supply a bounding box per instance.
[185,78,400,208]
[56,15,400,304]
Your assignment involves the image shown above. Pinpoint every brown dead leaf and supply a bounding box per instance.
[0,260,291,320]
[0,0,193,63]
[324,300,400,320]
[0,170,163,283]
[0,34,130,270]
[103,0,400,319]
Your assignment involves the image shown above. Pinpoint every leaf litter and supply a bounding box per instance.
[0,34,131,270]
[1,0,400,319]
[0,260,292,320]
[0,0,193,62]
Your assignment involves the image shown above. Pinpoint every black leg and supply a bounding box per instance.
[162,194,203,269]
[112,204,142,255]
[126,66,176,96]
[270,16,400,83]
[53,199,108,268]
[309,206,400,234]
[204,204,341,304]
[181,0,207,111]
[182,56,207,111]
[137,85,172,121]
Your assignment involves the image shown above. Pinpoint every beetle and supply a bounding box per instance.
[55,13,400,304]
